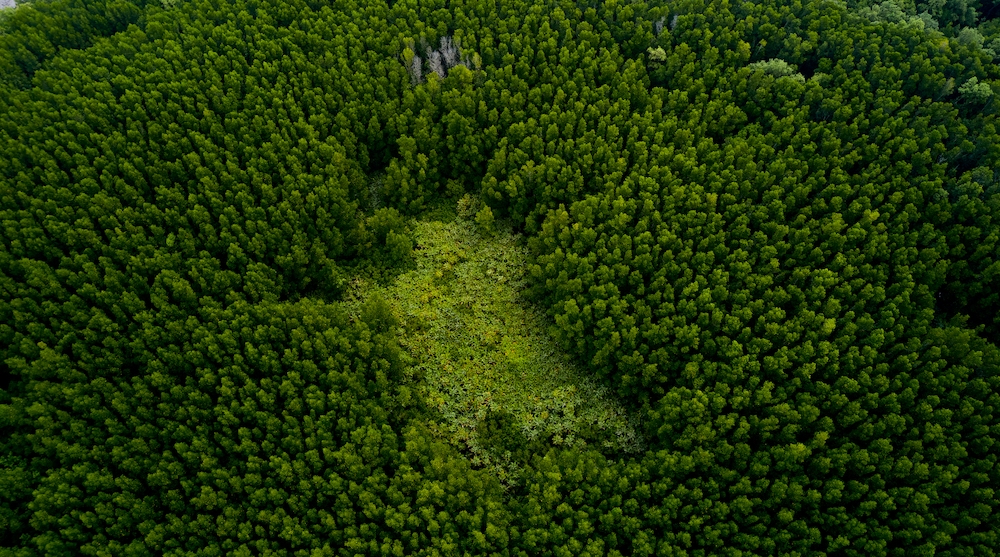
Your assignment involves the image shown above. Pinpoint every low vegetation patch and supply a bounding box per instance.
[346,196,643,482]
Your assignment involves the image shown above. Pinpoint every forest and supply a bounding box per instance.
[0,0,999,555]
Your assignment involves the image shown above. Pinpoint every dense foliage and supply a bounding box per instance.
[1,0,999,555]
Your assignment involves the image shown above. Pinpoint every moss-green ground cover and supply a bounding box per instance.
[346,197,643,481]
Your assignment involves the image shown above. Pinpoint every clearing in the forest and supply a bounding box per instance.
[345,197,643,481]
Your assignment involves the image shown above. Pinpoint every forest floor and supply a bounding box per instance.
[345,197,643,482]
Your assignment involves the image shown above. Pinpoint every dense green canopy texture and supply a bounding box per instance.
[1,0,999,555]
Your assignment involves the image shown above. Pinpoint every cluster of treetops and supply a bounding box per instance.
[0,0,998,555]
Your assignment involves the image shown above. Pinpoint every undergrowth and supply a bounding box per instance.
[345,196,644,484]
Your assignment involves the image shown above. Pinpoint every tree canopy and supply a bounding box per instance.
[1,0,999,555]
